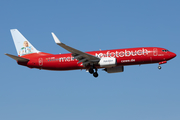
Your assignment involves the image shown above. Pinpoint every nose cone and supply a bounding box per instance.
[170,52,176,59]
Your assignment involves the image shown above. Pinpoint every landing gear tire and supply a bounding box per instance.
[158,66,161,70]
[89,65,98,77]
[89,68,94,74]
[93,72,98,78]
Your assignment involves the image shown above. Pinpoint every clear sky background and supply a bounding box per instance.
[0,0,180,120]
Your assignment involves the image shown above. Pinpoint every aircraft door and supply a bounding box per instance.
[153,48,158,56]
[39,58,43,66]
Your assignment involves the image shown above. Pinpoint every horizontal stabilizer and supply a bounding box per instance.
[5,53,29,62]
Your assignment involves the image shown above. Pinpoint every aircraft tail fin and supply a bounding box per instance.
[10,29,39,56]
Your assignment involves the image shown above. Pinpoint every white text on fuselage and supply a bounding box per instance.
[95,48,149,58]
[48,48,149,62]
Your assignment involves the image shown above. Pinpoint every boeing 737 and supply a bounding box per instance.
[5,29,176,77]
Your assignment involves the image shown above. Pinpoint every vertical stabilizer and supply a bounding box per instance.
[10,29,39,56]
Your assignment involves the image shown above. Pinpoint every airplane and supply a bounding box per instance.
[5,29,176,78]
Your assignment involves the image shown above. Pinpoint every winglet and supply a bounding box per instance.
[51,32,61,44]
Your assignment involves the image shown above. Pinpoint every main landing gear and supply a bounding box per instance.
[89,66,98,78]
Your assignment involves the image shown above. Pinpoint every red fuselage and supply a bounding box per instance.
[18,47,176,71]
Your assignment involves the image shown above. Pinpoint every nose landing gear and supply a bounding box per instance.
[158,61,167,70]
[158,66,161,70]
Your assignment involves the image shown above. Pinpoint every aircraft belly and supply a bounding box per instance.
[56,61,80,70]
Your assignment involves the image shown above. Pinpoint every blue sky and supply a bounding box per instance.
[1,0,180,120]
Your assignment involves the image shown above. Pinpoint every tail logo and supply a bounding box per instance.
[19,41,34,56]
[10,29,39,56]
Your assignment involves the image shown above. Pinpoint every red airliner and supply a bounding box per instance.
[5,29,176,77]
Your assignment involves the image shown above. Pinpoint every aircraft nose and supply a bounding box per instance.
[170,52,176,58]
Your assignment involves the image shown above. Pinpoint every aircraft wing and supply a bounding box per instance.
[51,33,100,66]
[5,53,29,62]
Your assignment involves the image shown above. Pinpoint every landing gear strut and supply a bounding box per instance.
[93,68,98,78]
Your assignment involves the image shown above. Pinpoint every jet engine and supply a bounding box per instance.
[104,66,124,73]
[99,57,117,67]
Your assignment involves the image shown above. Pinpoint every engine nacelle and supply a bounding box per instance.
[104,66,124,73]
[99,57,117,67]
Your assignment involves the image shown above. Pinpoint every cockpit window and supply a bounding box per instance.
[162,49,169,52]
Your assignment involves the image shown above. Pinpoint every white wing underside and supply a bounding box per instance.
[51,33,100,66]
